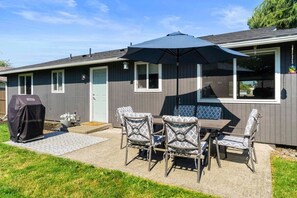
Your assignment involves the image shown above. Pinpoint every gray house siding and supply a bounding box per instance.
[7,67,90,122]
[108,61,197,127]
[5,42,297,146]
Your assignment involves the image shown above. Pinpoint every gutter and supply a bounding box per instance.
[0,57,126,75]
[220,35,297,48]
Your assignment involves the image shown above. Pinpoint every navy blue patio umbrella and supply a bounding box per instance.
[122,32,247,108]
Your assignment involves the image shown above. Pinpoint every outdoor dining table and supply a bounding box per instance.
[153,115,231,170]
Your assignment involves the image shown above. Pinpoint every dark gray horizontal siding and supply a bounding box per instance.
[7,67,90,122]
[108,61,197,127]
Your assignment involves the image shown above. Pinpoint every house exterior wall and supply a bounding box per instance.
[5,42,297,146]
[108,61,197,126]
[7,66,90,122]
[219,42,297,146]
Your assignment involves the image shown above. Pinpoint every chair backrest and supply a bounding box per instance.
[196,105,222,120]
[243,109,261,146]
[162,115,201,154]
[116,106,133,125]
[173,105,196,117]
[123,112,153,145]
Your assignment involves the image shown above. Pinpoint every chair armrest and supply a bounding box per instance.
[222,132,250,137]
[152,129,164,135]
[201,132,211,141]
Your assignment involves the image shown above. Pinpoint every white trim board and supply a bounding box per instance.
[220,35,297,48]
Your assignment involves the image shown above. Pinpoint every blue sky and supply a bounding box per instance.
[0,0,262,67]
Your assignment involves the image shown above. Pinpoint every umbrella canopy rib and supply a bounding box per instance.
[193,48,211,64]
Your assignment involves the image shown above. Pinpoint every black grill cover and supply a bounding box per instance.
[8,95,45,142]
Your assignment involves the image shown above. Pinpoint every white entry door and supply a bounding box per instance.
[91,67,108,122]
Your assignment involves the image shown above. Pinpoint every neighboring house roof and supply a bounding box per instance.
[1,27,297,75]
[201,27,297,48]
[0,49,127,75]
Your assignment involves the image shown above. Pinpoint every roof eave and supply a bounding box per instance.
[219,35,297,48]
[0,57,126,75]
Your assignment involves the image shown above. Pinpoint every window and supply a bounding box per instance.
[201,60,233,99]
[134,62,162,92]
[18,73,33,95]
[198,47,280,103]
[51,70,64,93]
[237,52,275,99]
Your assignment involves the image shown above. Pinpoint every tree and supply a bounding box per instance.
[0,60,10,67]
[248,0,297,29]
[240,82,252,94]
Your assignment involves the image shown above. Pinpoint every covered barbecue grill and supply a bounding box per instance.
[8,95,45,142]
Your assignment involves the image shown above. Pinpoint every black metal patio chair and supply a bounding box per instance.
[123,112,164,171]
[116,106,133,149]
[213,109,261,172]
[162,115,208,183]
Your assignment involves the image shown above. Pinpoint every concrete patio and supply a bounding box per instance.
[61,128,274,198]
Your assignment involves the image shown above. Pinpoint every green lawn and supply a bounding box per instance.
[0,123,9,142]
[0,124,211,198]
[271,155,297,198]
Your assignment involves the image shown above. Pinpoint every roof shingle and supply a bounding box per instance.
[200,27,297,44]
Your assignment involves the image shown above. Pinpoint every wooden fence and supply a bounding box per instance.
[0,86,6,116]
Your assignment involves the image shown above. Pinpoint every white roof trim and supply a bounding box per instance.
[0,57,125,75]
[220,35,297,48]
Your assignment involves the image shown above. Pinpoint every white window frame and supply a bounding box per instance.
[197,47,281,104]
[134,62,162,92]
[51,69,65,93]
[18,73,33,95]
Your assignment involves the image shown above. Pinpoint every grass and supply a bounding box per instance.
[0,123,211,198]
[271,155,297,198]
[0,123,9,142]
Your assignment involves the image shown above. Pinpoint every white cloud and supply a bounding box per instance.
[160,16,181,31]
[64,0,77,7]
[144,16,150,21]
[16,10,93,25]
[0,0,77,8]
[41,0,77,7]
[159,15,201,35]
[86,0,109,13]
[212,6,251,29]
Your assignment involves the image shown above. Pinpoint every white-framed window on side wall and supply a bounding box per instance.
[197,47,280,104]
[51,69,65,93]
[18,73,33,95]
[134,62,162,92]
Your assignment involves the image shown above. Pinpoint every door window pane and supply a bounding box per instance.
[237,53,275,99]
[201,61,233,98]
